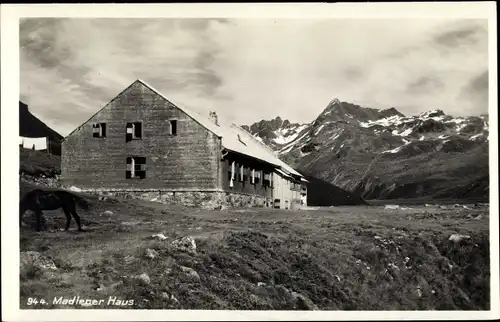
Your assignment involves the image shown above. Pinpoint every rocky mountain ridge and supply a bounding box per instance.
[243,99,489,200]
[241,117,308,150]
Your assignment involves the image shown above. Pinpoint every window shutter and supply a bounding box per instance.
[126,123,133,142]
[230,161,235,180]
[101,123,107,137]
[134,122,142,138]
[93,124,100,137]
[244,167,249,182]
[126,157,132,178]
[170,120,177,135]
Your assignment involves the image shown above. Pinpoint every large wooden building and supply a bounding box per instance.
[61,80,308,209]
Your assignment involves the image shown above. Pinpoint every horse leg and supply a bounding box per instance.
[62,207,72,231]
[35,210,43,232]
[68,201,84,232]
[72,210,84,232]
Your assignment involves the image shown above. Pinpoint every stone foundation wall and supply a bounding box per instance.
[85,189,272,209]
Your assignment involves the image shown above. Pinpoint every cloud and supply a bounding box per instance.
[20,18,489,135]
[407,76,445,94]
[433,21,486,48]
[458,70,488,112]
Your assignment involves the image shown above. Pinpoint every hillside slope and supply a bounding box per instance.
[302,174,367,206]
[20,147,61,178]
[19,179,490,310]
[244,100,489,201]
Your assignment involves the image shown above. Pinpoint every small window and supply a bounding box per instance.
[93,123,107,138]
[169,120,177,135]
[126,122,142,142]
[126,156,146,179]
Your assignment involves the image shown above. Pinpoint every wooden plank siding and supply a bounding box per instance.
[272,172,304,209]
[61,81,221,190]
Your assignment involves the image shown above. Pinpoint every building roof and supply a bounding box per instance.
[137,79,305,179]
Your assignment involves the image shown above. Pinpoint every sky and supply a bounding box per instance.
[20,18,489,136]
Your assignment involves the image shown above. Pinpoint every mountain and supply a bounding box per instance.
[241,117,308,150]
[244,99,489,201]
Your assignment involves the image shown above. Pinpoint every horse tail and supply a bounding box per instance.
[19,189,38,225]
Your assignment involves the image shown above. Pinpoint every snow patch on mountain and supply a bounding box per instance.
[392,127,413,137]
[359,115,404,128]
[314,124,326,135]
[382,138,413,154]
[272,124,309,145]
[331,133,341,141]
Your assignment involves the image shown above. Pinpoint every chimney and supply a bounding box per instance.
[209,111,219,126]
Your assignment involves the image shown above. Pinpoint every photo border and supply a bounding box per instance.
[1,2,498,321]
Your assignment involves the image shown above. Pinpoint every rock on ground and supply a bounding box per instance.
[291,291,319,310]
[144,248,159,259]
[20,251,57,271]
[148,233,168,241]
[134,273,151,285]
[171,236,197,254]
[97,281,124,293]
[179,266,200,281]
[449,234,471,243]
[161,292,179,303]
[123,255,136,265]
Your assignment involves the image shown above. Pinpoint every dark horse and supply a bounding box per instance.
[20,189,90,232]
